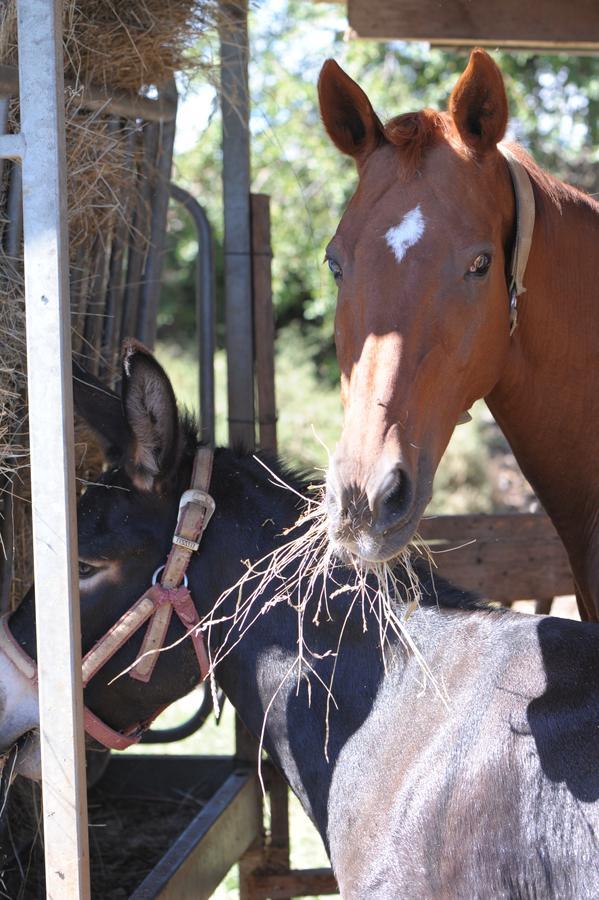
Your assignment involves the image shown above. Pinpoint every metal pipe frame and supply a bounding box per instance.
[10,1,90,896]
[141,683,215,744]
[170,183,216,446]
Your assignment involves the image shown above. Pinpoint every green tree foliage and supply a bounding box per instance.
[161,0,599,366]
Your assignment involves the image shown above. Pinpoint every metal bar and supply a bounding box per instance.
[0,63,177,123]
[16,0,90,897]
[5,161,23,259]
[103,125,136,380]
[141,684,214,744]
[220,0,255,450]
[70,245,92,358]
[83,237,108,375]
[130,769,261,899]
[0,480,14,614]
[123,125,155,340]
[251,194,277,452]
[170,183,216,445]
[0,97,10,250]
[136,80,178,348]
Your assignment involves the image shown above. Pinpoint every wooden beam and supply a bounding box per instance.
[348,0,599,50]
[131,769,261,899]
[246,867,338,898]
[0,63,177,121]
[417,513,574,603]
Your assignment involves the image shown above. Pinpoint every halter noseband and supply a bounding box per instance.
[498,144,536,336]
[0,446,216,751]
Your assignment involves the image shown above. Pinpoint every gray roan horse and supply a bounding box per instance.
[319,49,599,622]
[0,344,597,897]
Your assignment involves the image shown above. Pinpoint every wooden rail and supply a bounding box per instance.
[418,512,574,603]
[348,0,599,50]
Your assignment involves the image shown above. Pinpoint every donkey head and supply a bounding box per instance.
[319,50,517,562]
[1,343,202,779]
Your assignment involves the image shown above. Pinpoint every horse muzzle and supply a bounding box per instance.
[326,459,427,563]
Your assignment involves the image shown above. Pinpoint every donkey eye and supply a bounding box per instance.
[78,561,100,579]
[467,253,491,276]
[327,257,343,282]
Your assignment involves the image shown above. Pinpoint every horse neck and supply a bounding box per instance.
[488,179,599,615]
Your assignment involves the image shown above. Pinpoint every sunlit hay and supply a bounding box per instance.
[0,1,219,95]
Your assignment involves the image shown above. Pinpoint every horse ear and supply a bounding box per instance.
[121,340,181,493]
[449,49,508,154]
[318,59,385,163]
[72,360,129,463]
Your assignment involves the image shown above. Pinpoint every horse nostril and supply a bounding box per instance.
[375,468,412,531]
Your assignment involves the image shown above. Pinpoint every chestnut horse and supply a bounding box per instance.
[318,49,599,621]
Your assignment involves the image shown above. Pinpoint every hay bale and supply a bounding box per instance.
[0,0,218,607]
[0,0,218,93]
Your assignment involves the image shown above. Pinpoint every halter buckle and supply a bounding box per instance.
[179,488,216,525]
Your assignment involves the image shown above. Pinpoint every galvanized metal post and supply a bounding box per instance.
[16,1,91,897]
[220,0,255,450]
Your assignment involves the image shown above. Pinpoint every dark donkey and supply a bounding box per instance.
[318,50,599,621]
[0,344,597,898]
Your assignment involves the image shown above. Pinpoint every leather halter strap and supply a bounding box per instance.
[0,446,215,751]
[128,447,214,682]
[498,144,536,335]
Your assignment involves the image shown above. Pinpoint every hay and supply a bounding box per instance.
[0,775,208,898]
[0,1,219,94]
[0,0,219,607]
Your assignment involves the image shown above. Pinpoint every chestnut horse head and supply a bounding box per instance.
[319,49,521,563]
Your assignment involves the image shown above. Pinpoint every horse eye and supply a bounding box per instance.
[327,257,343,282]
[467,253,491,276]
[78,561,99,579]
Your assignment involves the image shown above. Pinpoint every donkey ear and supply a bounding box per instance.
[449,49,508,154]
[318,59,385,163]
[72,360,129,463]
[121,340,181,492]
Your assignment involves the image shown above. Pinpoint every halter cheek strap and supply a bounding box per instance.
[0,446,216,751]
[498,144,536,335]
[128,448,214,683]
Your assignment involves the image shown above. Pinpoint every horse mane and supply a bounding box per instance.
[500,141,596,213]
[383,109,450,179]
[382,109,594,214]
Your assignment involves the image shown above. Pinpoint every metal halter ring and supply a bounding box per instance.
[152,565,188,588]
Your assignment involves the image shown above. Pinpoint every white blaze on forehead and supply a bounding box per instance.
[385,205,425,264]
